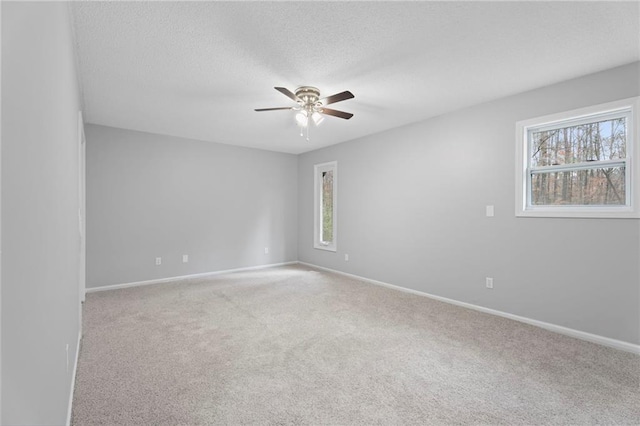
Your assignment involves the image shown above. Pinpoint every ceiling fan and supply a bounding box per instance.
[255,86,354,140]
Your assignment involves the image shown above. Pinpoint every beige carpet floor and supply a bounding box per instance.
[72,265,639,425]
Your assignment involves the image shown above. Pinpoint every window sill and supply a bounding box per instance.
[313,243,337,252]
[517,206,639,219]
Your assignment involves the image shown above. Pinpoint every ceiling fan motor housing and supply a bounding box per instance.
[295,86,321,106]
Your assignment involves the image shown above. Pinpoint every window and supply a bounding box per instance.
[314,161,337,251]
[516,97,639,218]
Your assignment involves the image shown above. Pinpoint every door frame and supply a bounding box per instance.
[78,111,86,306]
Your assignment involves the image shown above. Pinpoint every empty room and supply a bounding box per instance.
[2,1,639,425]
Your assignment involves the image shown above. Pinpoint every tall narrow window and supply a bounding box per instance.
[314,161,337,251]
[516,97,639,218]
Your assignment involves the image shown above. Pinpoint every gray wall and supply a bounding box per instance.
[2,2,82,424]
[298,62,640,345]
[86,125,298,288]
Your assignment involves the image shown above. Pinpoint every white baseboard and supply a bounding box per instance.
[66,330,82,426]
[86,261,298,294]
[297,262,640,355]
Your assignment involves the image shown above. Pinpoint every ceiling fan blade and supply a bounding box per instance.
[274,87,301,103]
[319,90,354,106]
[254,107,294,112]
[321,108,354,120]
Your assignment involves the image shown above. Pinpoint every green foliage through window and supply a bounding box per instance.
[321,171,333,243]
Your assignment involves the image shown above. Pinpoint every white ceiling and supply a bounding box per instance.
[71,1,640,154]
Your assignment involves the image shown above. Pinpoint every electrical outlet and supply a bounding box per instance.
[486,205,494,217]
[264,247,269,254]
[182,254,188,263]
[155,257,162,266]
[486,277,494,289]
[345,253,349,261]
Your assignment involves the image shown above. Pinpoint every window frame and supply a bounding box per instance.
[515,97,640,218]
[313,161,337,251]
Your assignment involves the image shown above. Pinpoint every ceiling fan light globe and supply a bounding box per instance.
[295,110,308,126]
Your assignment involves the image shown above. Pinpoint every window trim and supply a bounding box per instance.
[515,97,640,218]
[313,161,337,251]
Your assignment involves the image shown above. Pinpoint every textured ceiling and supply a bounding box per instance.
[71,1,640,154]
